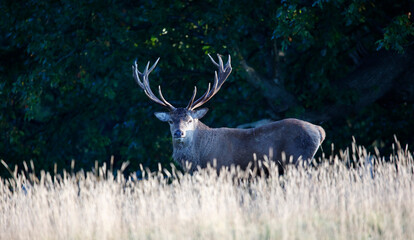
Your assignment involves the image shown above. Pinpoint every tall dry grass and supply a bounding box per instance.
[1,141,413,240]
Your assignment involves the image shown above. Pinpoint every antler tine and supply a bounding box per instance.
[148,58,160,73]
[204,71,219,100]
[217,54,224,71]
[132,58,176,110]
[208,54,219,67]
[141,59,159,90]
[190,72,218,110]
[158,85,176,109]
[226,54,231,68]
[189,83,211,110]
[133,61,144,89]
[186,87,198,109]
[188,54,232,110]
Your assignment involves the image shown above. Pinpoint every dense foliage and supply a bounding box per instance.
[1,0,413,176]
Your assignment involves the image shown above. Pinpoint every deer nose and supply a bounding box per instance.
[173,130,185,138]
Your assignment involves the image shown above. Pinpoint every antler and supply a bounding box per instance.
[187,54,232,110]
[132,58,176,110]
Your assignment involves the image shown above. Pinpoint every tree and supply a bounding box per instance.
[1,0,413,176]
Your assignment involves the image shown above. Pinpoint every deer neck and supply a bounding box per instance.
[172,121,212,170]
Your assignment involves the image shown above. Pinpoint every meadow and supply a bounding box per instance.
[1,141,413,240]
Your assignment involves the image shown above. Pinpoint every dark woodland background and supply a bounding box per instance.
[1,0,413,176]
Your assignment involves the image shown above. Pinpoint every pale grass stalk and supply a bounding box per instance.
[0,142,413,240]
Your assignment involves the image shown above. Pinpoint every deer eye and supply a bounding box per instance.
[188,119,193,123]
[168,120,173,124]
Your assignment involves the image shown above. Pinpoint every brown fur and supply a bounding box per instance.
[158,108,325,172]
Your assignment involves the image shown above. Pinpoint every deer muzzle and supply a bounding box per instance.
[173,130,186,139]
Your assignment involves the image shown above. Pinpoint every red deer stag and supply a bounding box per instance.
[132,54,325,173]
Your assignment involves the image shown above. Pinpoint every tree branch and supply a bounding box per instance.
[302,49,414,122]
[235,48,297,113]
[235,42,414,124]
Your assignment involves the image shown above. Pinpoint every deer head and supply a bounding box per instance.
[132,54,232,144]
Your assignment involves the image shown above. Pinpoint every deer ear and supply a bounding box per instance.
[154,112,170,122]
[192,108,209,119]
